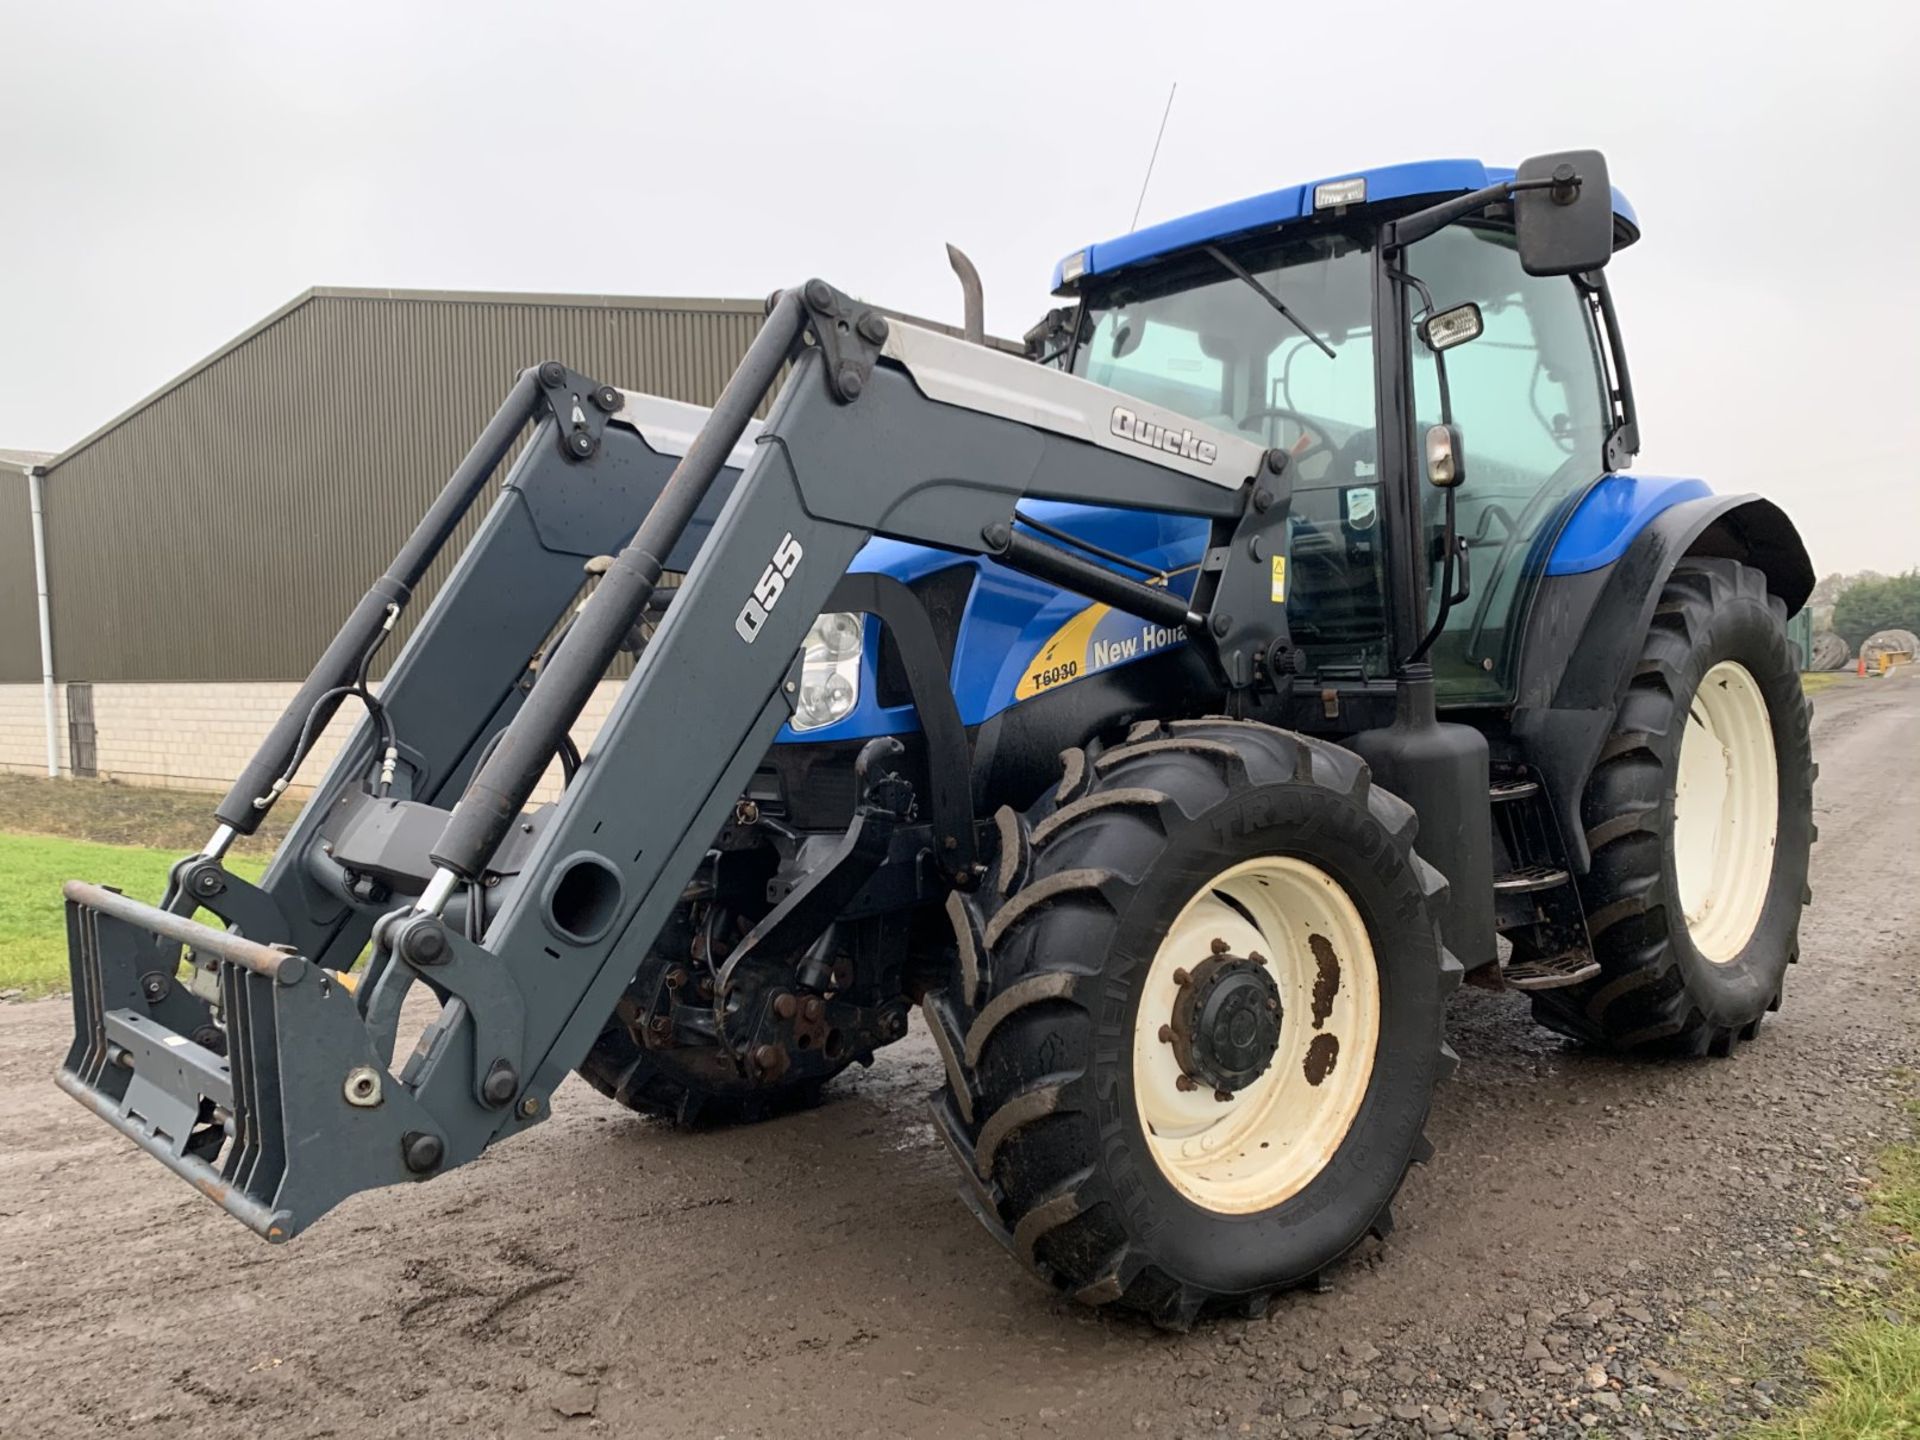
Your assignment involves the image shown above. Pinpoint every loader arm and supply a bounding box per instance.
[59,282,1292,1240]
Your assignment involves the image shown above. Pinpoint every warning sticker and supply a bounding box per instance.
[1270,556,1288,603]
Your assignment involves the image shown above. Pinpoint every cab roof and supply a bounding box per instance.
[1051,157,1640,294]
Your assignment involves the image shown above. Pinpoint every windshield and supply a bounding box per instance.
[1071,232,1390,667]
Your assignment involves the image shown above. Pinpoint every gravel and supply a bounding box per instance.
[0,676,1913,1440]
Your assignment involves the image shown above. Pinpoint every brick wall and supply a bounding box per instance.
[0,679,625,804]
[0,683,64,776]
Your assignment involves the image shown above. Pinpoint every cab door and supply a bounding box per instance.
[1405,226,1613,704]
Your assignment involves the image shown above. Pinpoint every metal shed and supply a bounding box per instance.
[33,289,802,682]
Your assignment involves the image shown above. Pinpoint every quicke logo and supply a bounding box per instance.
[1110,405,1217,465]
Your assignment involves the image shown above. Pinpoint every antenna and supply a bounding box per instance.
[1128,82,1178,233]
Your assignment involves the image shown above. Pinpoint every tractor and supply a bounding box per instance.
[58,150,1813,1327]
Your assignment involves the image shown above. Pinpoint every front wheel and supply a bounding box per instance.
[925,720,1460,1326]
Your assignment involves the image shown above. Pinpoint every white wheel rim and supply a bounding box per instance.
[1672,660,1778,964]
[1132,856,1380,1214]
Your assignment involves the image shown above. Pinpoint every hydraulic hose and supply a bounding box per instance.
[214,369,543,833]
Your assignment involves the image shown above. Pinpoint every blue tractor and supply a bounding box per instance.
[60,152,1813,1326]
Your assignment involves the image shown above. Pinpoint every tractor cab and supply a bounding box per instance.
[1048,157,1641,706]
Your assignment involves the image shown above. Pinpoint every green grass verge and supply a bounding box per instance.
[1801,671,1850,696]
[0,833,264,997]
[1746,1100,1920,1439]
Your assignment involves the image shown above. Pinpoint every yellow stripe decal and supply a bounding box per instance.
[1015,603,1110,700]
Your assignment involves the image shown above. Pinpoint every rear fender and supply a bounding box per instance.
[1511,493,1812,873]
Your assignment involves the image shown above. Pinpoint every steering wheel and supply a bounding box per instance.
[1237,405,1335,468]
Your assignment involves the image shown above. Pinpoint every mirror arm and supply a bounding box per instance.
[1387,182,1514,250]
[1387,175,1570,250]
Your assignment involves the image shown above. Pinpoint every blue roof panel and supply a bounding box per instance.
[1053,157,1639,292]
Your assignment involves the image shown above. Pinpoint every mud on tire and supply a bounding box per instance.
[1530,558,1815,1055]
[923,719,1461,1326]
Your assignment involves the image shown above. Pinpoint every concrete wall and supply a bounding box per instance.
[0,679,623,804]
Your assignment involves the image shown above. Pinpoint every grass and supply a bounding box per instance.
[0,832,265,996]
[1744,1098,1920,1439]
[0,774,286,997]
[0,772,301,857]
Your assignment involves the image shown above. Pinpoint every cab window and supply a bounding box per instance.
[1407,226,1610,701]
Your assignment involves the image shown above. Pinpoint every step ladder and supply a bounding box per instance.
[1487,769,1599,993]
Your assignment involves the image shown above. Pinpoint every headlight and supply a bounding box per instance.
[790,612,864,732]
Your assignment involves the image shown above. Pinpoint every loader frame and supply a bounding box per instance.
[60,281,1298,1239]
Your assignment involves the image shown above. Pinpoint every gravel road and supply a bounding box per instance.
[2,677,1914,1440]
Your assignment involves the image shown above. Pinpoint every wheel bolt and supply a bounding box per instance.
[1209,937,1230,955]
[1158,1024,1174,1044]
[1172,967,1190,987]
[1175,1075,1197,1092]
[1214,1089,1233,1104]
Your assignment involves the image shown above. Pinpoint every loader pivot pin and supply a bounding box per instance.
[401,1131,444,1175]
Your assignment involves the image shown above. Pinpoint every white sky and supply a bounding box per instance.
[3,0,1916,575]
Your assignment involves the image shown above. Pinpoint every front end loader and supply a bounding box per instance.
[58,150,1815,1325]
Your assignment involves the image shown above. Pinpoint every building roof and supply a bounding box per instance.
[0,447,54,472]
[1052,157,1642,292]
[38,287,799,476]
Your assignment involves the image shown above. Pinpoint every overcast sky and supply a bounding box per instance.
[3,0,1916,575]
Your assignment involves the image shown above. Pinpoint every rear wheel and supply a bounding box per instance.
[1531,558,1814,1053]
[925,719,1460,1326]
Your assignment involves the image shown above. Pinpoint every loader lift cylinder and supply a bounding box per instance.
[428,288,809,885]
[213,367,546,835]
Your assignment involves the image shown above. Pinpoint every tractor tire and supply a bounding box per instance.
[924,719,1460,1327]
[1530,558,1814,1054]
[577,994,845,1128]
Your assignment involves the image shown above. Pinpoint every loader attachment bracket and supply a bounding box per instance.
[798,279,890,403]
[1190,455,1297,692]
[379,913,530,1110]
[538,359,623,461]
[60,882,446,1242]
[165,854,292,947]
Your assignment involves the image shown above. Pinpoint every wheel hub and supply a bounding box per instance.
[1169,947,1283,1095]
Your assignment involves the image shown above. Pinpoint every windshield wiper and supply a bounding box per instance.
[1203,245,1336,359]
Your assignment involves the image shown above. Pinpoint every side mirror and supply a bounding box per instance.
[1514,149,1614,277]
[1425,423,1466,488]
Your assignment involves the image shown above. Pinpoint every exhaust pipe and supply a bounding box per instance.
[946,244,984,345]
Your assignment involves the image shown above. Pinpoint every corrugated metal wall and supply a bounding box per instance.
[0,475,40,683]
[37,292,776,682]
